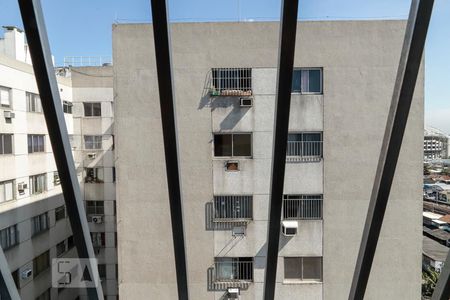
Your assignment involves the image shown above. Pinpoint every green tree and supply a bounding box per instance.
[422,268,440,298]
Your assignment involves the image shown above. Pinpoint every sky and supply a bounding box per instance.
[0,0,449,133]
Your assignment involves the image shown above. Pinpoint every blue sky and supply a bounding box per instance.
[1,0,449,132]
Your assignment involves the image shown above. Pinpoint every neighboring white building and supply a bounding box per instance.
[0,26,117,300]
[424,126,449,160]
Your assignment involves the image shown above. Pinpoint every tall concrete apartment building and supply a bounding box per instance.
[0,26,117,299]
[113,21,423,299]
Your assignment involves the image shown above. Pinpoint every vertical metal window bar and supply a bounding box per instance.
[0,246,20,300]
[150,0,189,299]
[263,0,299,299]
[348,0,434,299]
[17,0,104,299]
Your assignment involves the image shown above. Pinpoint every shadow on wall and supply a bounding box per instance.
[254,235,293,269]
[205,202,249,231]
[206,266,251,292]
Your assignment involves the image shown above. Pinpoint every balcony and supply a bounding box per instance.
[283,195,323,220]
[209,68,252,96]
[208,258,253,291]
[286,140,323,163]
[213,196,252,223]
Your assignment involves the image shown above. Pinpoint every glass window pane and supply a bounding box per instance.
[214,134,232,156]
[93,103,101,116]
[4,182,13,201]
[292,70,301,93]
[302,257,322,280]
[308,70,321,93]
[284,257,302,279]
[0,136,3,154]
[0,88,10,106]
[28,135,33,153]
[233,134,251,156]
[3,135,12,154]
[0,184,5,203]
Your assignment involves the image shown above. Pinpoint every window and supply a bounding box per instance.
[55,205,65,221]
[211,68,252,96]
[91,232,106,247]
[67,236,74,249]
[0,180,14,203]
[84,102,101,117]
[292,68,322,94]
[84,135,102,149]
[214,133,251,157]
[98,264,107,280]
[28,134,45,153]
[0,134,13,154]
[214,257,253,281]
[86,201,105,215]
[63,101,73,114]
[54,171,60,185]
[0,86,11,107]
[214,196,252,220]
[287,132,322,160]
[0,225,19,250]
[11,269,19,289]
[31,212,49,236]
[284,257,322,281]
[33,250,50,278]
[26,92,42,112]
[85,168,104,183]
[283,195,323,220]
[56,240,67,256]
[29,174,47,194]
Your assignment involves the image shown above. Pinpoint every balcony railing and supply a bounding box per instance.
[209,68,252,96]
[286,141,323,162]
[214,259,253,282]
[283,195,323,220]
[213,196,252,222]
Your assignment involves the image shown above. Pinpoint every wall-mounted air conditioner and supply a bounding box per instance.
[227,288,240,299]
[232,226,246,237]
[225,161,239,171]
[281,220,298,236]
[239,97,252,107]
[87,153,96,159]
[18,182,28,192]
[21,268,32,279]
[4,111,15,119]
[92,215,103,224]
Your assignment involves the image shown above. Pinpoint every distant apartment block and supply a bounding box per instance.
[424,126,449,160]
[113,21,424,299]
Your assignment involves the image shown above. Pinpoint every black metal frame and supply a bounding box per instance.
[150,0,189,299]
[0,246,20,300]
[263,0,299,299]
[348,0,434,299]
[17,0,104,299]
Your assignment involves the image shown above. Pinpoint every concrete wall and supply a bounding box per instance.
[113,21,423,300]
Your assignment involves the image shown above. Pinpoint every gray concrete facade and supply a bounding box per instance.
[113,21,423,299]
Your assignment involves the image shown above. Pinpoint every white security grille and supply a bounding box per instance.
[210,68,252,96]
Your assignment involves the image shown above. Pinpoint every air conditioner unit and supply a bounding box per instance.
[232,226,246,237]
[87,153,96,159]
[281,220,298,236]
[3,111,15,119]
[239,97,253,107]
[21,268,32,279]
[227,288,240,299]
[18,182,28,191]
[225,161,239,171]
[92,215,103,224]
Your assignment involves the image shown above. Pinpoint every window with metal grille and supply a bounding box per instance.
[86,201,105,215]
[0,134,13,155]
[31,212,49,236]
[0,225,19,250]
[63,101,73,114]
[84,102,101,117]
[214,257,253,281]
[214,133,252,157]
[283,195,323,220]
[287,132,322,161]
[33,250,50,278]
[56,240,67,257]
[292,68,322,94]
[55,205,65,221]
[27,134,45,153]
[85,168,104,183]
[26,92,42,112]
[0,86,11,107]
[210,68,252,96]
[213,195,252,221]
[84,135,102,149]
[91,232,106,247]
[29,173,46,194]
[0,180,14,203]
[284,257,322,281]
